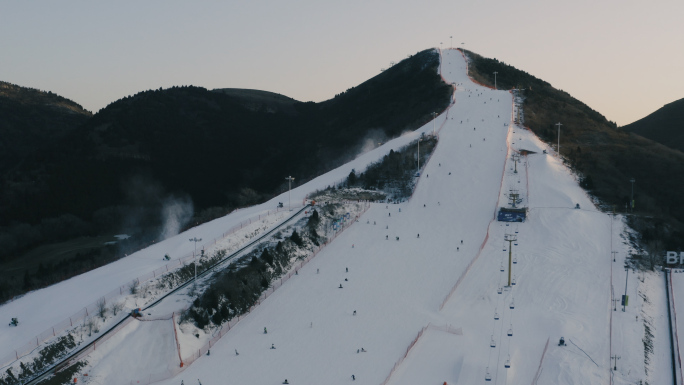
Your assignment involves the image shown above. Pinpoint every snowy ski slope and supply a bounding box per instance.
[2,49,673,385]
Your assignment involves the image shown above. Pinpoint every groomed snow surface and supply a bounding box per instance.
[2,49,673,385]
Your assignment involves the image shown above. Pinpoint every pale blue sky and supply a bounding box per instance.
[2,0,682,125]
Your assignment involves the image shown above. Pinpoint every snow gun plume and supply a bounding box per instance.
[358,128,389,155]
[159,195,194,240]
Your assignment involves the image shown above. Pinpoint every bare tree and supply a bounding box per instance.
[111,301,125,316]
[96,298,108,320]
[86,317,98,337]
[129,279,139,295]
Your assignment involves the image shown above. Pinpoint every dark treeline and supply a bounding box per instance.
[185,211,321,329]
[622,97,684,153]
[345,136,438,198]
[466,50,684,249]
[0,49,452,302]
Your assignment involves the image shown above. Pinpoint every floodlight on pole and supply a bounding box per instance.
[629,178,635,212]
[286,176,295,211]
[189,237,202,286]
[450,36,453,49]
[432,112,437,136]
[417,138,423,171]
[493,71,498,90]
[623,267,629,311]
[555,122,562,155]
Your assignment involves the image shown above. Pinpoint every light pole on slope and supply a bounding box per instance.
[630,178,635,213]
[286,176,295,211]
[189,237,202,287]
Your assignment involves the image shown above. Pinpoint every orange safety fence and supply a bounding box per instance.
[171,313,183,368]
[531,337,550,385]
[439,113,512,311]
[0,205,302,370]
[380,323,462,385]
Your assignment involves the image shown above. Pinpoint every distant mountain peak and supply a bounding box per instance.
[622,97,684,152]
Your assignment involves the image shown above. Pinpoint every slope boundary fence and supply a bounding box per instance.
[531,337,550,385]
[439,119,512,311]
[56,316,135,372]
[379,323,462,385]
[0,205,302,371]
[122,202,371,385]
[667,270,683,384]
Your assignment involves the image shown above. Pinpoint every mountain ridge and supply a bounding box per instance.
[621,97,684,152]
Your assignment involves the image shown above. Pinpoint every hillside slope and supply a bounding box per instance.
[622,97,684,152]
[465,51,684,249]
[0,81,91,175]
[0,49,667,385]
[0,49,451,304]
[0,81,91,210]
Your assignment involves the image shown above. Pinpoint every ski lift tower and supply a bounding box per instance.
[505,233,517,287]
[508,190,520,208]
[512,87,525,125]
[512,153,520,174]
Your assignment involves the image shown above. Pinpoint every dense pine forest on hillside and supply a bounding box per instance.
[0,49,451,303]
[465,50,684,249]
[622,97,684,153]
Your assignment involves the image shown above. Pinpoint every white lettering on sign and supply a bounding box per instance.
[666,251,684,264]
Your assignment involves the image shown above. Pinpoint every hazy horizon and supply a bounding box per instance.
[2,0,682,126]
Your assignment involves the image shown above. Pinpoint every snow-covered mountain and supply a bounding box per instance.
[1,49,673,385]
